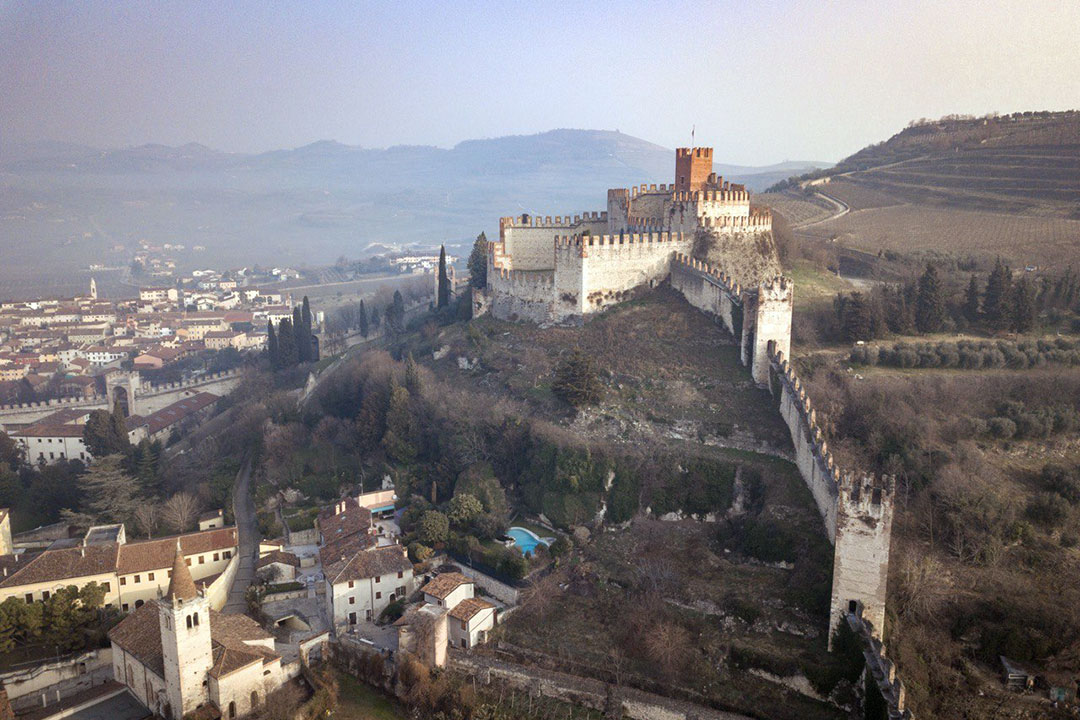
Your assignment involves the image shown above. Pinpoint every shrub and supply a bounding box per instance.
[552,350,604,407]
[408,542,434,562]
[1040,464,1080,504]
[417,510,450,545]
[988,417,1016,439]
[1025,493,1069,529]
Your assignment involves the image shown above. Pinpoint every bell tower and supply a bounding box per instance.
[158,541,212,719]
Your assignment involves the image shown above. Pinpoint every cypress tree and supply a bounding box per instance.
[292,306,307,362]
[404,353,421,395]
[371,306,381,331]
[915,263,946,333]
[983,258,1012,328]
[467,232,488,289]
[963,274,981,323]
[278,318,298,367]
[302,296,316,361]
[1012,277,1036,333]
[359,300,369,338]
[267,320,280,369]
[437,245,450,309]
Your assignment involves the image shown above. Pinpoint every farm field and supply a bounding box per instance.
[755,192,835,226]
[795,202,1080,270]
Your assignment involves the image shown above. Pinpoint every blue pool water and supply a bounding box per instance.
[507,527,551,556]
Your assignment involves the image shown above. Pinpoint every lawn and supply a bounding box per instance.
[334,672,406,720]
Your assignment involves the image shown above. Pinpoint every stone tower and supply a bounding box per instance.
[829,474,895,647]
[89,277,98,301]
[675,147,713,192]
[158,542,212,720]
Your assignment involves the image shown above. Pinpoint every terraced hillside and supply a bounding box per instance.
[769,111,1080,269]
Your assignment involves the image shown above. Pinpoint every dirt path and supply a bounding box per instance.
[223,459,258,614]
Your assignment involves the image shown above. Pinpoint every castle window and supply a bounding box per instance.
[186,615,193,629]
[193,612,199,626]
[872,488,882,505]
[147,573,154,582]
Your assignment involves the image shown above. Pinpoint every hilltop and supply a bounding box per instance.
[762,111,1080,271]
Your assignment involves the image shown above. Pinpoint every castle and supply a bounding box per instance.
[476,148,899,665]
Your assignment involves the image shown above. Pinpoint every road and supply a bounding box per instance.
[223,459,258,614]
[794,189,849,229]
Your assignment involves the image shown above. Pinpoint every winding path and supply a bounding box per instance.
[223,459,258,614]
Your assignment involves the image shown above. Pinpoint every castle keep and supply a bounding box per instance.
[480,147,780,383]
[478,148,899,673]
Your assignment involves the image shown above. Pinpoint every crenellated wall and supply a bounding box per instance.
[487,267,556,324]
[765,347,895,648]
[497,213,609,271]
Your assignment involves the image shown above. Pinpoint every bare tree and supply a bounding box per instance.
[162,492,201,534]
[133,504,158,539]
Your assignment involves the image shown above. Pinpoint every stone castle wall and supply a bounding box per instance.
[487,268,555,324]
[498,214,608,271]
[766,349,894,644]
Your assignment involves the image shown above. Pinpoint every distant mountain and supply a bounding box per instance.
[0,130,831,291]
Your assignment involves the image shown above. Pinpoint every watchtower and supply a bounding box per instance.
[675,147,713,192]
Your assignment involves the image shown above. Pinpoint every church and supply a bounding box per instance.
[108,542,292,719]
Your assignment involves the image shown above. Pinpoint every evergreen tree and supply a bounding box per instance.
[73,455,141,526]
[382,381,416,464]
[915,263,946,333]
[359,300,369,338]
[293,306,308,362]
[963,274,981,323]
[301,296,314,361]
[983,258,1012,328]
[404,353,421,395]
[437,245,451,309]
[267,320,280,370]
[387,290,406,335]
[841,292,873,341]
[83,403,131,458]
[278,318,298,367]
[467,232,488,289]
[133,439,159,494]
[371,306,381,332]
[1012,277,1037,333]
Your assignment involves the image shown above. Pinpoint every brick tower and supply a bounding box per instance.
[675,147,713,192]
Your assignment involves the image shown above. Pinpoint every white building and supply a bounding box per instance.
[420,573,497,650]
[109,544,291,719]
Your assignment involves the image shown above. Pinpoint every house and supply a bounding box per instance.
[0,525,238,611]
[423,573,497,649]
[357,489,397,518]
[109,544,291,719]
[198,509,224,531]
[320,540,413,630]
[126,392,219,443]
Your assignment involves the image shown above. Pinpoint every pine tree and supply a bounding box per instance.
[467,232,488,289]
[1012,277,1037,333]
[76,455,141,526]
[293,306,307,362]
[915,263,946,333]
[359,300,369,338]
[267,320,280,369]
[963,274,981,323]
[437,245,451,309]
[278,318,298,367]
[983,258,1012,328]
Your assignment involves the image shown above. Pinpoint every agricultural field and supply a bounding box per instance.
[754,192,835,226]
[795,201,1080,270]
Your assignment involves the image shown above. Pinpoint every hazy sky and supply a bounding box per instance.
[2,0,1078,165]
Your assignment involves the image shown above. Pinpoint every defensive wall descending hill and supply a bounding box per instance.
[0,370,242,426]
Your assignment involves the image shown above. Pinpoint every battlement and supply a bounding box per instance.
[499,211,608,229]
[675,147,713,159]
[490,267,555,288]
[556,231,685,248]
[671,252,742,298]
[672,188,750,203]
[627,183,675,199]
[758,275,793,301]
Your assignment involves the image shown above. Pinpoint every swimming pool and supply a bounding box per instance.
[507,527,552,556]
